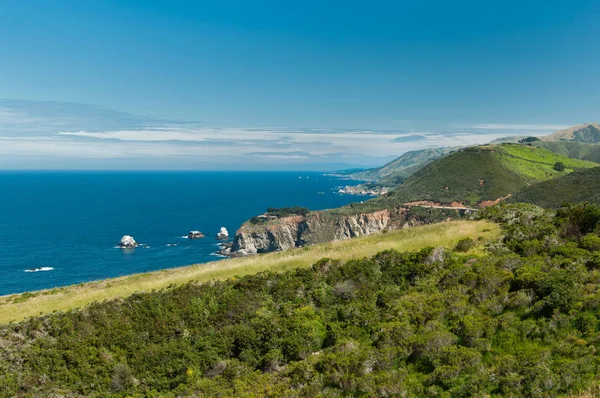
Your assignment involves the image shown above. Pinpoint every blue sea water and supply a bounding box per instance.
[0,171,367,295]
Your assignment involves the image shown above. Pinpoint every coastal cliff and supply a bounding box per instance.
[222,206,471,256]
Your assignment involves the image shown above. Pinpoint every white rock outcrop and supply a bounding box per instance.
[119,235,138,248]
[216,227,229,240]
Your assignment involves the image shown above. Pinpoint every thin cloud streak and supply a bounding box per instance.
[0,100,569,169]
[454,123,571,130]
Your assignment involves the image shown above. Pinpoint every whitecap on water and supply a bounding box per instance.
[25,267,54,273]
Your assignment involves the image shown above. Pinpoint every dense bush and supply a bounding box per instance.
[266,207,310,217]
[454,237,475,252]
[519,136,541,144]
[553,161,566,171]
[2,203,600,397]
[249,207,310,224]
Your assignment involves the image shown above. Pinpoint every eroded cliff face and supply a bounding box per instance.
[224,206,468,256]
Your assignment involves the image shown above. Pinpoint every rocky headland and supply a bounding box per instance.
[218,205,472,257]
[338,184,390,196]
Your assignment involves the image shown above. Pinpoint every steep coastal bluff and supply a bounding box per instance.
[221,206,471,256]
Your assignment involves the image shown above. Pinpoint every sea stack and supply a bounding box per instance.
[119,235,138,248]
[216,227,229,240]
[188,231,205,239]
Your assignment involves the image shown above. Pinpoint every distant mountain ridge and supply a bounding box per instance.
[541,122,600,143]
[349,147,459,185]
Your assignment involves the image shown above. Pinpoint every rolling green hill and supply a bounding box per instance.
[532,140,600,163]
[363,144,598,207]
[511,166,600,208]
[350,147,458,185]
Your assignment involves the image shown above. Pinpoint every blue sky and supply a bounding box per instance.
[0,0,599,169]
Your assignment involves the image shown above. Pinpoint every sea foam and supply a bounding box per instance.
[25,267,54,273]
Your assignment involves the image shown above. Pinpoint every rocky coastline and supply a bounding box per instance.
[338,184,390,196]
[218,205,471,257]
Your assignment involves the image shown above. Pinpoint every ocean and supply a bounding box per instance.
[0,171,367,295]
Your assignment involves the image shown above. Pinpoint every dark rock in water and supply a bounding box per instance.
[119,235,138,248]
[188,231,205,239]
[216,241,236,257]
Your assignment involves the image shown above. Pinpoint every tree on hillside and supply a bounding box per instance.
[554,162,566,171]
[519,136,540,144]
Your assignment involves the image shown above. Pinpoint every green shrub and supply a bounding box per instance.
[455,237,476,252]
[519,136,540,143]
[249,207,310,224]
[581,234,600,252]
[553,161,566,171]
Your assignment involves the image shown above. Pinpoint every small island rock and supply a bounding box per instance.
[119,235,138,248]
[188,231,205,239]
[216,227,229,240]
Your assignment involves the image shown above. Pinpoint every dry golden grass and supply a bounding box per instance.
[0,220,499,324]
[569,386,600,398]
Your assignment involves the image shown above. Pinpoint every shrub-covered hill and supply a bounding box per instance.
[511,166,600,208]
[364,144,598,207]
[2,203,600,397]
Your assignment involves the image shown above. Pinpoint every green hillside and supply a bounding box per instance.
[532,140,600,163]
[350,147,458,185]
[3,204,600,397]
[368,144,597,207]
[511,166,600,208]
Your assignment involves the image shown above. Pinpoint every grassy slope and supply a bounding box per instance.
[511,166,600,208]
[533,140,600,163]
[0,220,499,324]
[371,144,597,207]
[497,144,596,179]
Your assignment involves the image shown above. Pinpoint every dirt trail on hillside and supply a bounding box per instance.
[403,201,478,211]
[403,194,512,211]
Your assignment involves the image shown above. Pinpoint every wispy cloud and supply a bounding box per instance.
[392,134,427,143]
[453,123,570,131]
[0,100,568,170]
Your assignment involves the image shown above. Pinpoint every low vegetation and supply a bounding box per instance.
[2,203,600,397]
[248,207,310,224]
